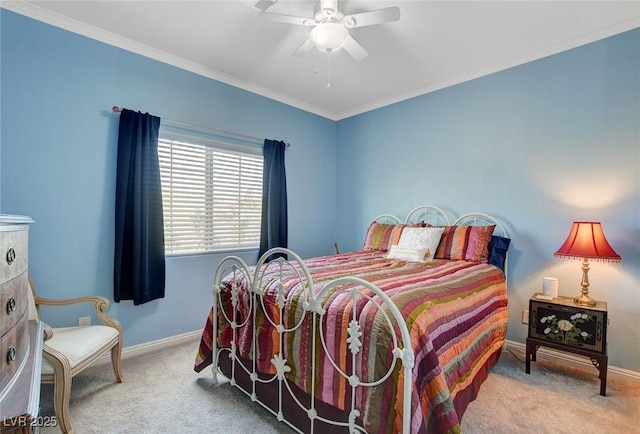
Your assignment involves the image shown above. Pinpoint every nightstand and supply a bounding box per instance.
[525,292,608,396]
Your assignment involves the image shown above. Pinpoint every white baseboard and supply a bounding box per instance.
[504,339,640,383]
[95,333,640,383]
[96,329,202,365]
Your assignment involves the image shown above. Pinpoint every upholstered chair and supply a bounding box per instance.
[27,275,124,434]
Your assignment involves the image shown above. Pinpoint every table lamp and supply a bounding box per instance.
[554,221,621,306]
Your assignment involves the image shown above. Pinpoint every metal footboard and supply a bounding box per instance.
[211,247,414,434]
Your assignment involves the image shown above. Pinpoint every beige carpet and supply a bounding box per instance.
[38,339,640,433]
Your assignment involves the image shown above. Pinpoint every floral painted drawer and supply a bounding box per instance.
[528,293,607,354]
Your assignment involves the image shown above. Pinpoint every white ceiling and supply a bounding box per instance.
[5,1,640,120]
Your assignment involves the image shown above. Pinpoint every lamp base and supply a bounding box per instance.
[574,294,597,307]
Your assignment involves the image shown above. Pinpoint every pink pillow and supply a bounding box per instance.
[363,222,416,251]
[435,225,496,262]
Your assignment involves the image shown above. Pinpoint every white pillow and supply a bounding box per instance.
[394,226,445,262]
[387,245,429,262]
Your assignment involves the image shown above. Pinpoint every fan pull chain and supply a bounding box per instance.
[327,54,331,88]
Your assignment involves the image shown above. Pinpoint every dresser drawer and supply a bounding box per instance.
[0,312,29,393]
[1,273,29,334]
[0,228,28,284]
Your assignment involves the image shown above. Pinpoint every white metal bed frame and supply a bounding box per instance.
[209,206,508,434]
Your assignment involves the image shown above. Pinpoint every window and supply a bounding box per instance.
[158,132,263,255]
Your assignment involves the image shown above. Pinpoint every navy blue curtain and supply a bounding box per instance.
[114,109,166,305]
[258,139,288,261]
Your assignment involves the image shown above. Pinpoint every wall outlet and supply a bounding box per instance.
[78,316,91,327]
[522,310,529,324]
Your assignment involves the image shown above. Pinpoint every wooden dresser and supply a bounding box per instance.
[0,215,43,433]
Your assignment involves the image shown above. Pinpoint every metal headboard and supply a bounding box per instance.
[404,205,451,226]
[373,214,402,224]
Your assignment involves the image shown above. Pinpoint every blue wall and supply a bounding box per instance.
[1,10,638,373]
[0,10,337,347]
[336,28,640,372]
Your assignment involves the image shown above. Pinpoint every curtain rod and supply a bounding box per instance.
[112,106,290,148]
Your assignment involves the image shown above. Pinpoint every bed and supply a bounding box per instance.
[194,206,510,434]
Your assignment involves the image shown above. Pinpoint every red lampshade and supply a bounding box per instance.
[554,222,621,262]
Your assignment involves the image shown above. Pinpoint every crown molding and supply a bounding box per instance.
[336,15,640,120]
[1,1,336,120]
[3,1,639,122]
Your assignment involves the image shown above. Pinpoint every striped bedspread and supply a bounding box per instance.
[195,250,508,433]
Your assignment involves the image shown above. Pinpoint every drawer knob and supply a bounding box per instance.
[6,297,16,313]
[6,247,16,265]
[7,346,16,364]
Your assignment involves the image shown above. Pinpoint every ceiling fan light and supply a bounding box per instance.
[310,23,348,53]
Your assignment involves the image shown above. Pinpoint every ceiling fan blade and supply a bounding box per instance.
[260,12,315,26]
[292,38,315,57]
[342,35,368,61]
[253,0,278,12]
[345,6,401,28]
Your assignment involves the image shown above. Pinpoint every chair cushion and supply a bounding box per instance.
[42,325,119,375]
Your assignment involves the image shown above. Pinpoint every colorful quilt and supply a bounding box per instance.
[195,250,508,433]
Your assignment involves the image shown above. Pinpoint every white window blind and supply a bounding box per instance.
[158,135,263,255]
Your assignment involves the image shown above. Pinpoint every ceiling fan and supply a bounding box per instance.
[260,0,401,61]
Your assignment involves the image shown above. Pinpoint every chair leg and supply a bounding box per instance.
[49,358,74,434]
[111,340,124,383]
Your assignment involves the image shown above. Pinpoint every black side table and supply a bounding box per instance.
[525,292,608,396]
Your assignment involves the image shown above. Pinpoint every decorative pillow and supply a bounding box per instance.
[435,225,496,262]
[395,226,445,262]
[362,222,407,251]
[488,235,511,273]
[387,245,427,262]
